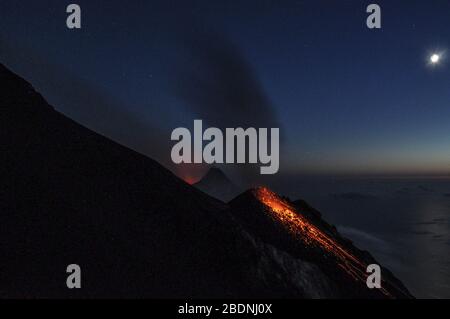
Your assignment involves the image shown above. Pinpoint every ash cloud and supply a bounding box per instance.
[174,25,283,185]
[175,27,280,129]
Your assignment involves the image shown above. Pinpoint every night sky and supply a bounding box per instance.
[1,0,449,183]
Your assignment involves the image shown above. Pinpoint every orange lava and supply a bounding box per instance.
[255,187,392,297]
[183,176,197,185]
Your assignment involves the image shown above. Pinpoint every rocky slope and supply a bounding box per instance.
[0,63,412,298]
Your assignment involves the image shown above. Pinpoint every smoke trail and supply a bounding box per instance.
[174,24,283,185]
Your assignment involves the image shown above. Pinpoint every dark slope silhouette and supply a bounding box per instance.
[0,63,301,298]
[0,63,412,298]
[194,167,240,202]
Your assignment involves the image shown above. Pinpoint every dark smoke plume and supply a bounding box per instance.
[174,24,283,185]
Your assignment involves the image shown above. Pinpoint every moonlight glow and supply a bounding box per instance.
[430,54,440,64]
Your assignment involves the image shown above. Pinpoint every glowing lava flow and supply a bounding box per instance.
[255,187,392,297]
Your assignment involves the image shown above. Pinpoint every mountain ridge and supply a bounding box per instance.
[0,63,412,298]
[194,167,241,202]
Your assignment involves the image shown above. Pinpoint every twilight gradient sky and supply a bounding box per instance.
[1,0,449,180]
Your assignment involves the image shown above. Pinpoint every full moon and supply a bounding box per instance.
[430,54,440,64]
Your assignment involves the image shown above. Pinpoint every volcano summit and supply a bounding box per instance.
[171,120,280,174]
[0,63,412,298]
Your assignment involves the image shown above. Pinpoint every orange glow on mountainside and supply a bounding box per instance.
[255,187,392,297]
[183,176,198,185]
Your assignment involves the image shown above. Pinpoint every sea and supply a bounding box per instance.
[272,177,450,298]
